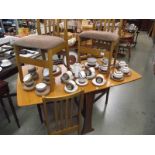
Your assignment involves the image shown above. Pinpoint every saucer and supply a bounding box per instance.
[75,79,88,86]
[23,82,36,91]
[110,74,124,82]
[1,62,12,67]
[64,84,78,93]
[0,67,2,72]
[86,72,96,80]
[85,62,99,69]
[92,78,106,86]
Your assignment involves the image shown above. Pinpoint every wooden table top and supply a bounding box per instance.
[16,61,142,107]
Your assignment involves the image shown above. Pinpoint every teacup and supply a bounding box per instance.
[23,74,33,83]
[1,59,11,66]
[87,57,97,66]
[86,67,95,76]
[28,65,36,73]
[61,71,73,82]
[35,83,47,92]
[120,66,130,74]
[118,61,127,67]
[96,74,104,84]
[66,80,76,90]
[113,70,123,79]
[102,58,109,65]
[99,64,108,72]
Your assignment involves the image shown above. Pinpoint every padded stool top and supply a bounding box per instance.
[14,35,65,50]
[79,30,119,42]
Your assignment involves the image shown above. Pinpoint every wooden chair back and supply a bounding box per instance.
[42,90,84,135]
[94,19,123,36]
[36,19,68,42]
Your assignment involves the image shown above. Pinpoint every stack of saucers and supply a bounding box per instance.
[35,82,50,96]
[85,57,99,68]
[28,65,38,80]
[23,74,35,90]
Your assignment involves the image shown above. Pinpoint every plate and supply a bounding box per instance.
[63,51,78,66]
[1,62,12,67]
[86,72,96,80]
[64,84,78,93]
[92,78,106,86]
[0,67,2,72]
[85,62,99,69]
[76,79,88,86]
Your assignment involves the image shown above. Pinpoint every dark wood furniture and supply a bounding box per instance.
[0,80,20,128]
[42,90,84,135]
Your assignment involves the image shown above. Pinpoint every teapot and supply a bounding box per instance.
[70,63,85,78]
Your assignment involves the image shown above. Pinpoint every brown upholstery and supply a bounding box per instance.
[79,30,119,42]
[14,35,65,50]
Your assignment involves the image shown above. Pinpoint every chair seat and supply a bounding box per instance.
[79,30,119,42]
[14,35,65,50]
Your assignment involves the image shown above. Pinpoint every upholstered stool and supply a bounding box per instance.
[78,30,119,76]
[0,80,20,128]
[14,35,70,91]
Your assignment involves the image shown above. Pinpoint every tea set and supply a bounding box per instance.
[62,58,132,93]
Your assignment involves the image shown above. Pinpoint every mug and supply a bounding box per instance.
[66,80,76,90]
[96,74,104,84]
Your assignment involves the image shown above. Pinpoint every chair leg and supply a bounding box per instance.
[37,104,43,123]
[105,88,110,105]
[0,98,10,123]
[128,46,131,61]
[7,93,20,128]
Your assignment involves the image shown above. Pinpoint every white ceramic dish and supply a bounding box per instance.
[35,83,47,91]
[118,61,127,67]
[87,57,97,64]
[76,78,88,86]
[85,62,99,68]
[92,78,106,86]
[64,84,78,93]
[0,67,2,72]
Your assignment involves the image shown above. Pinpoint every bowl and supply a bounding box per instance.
[66,81,75,90]
[35,83,47,92]
[99,64,108,71]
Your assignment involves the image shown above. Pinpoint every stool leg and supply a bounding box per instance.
[0,98,10,123]
[7,93,20,128]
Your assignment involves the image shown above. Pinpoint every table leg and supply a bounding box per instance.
[105,88,110,105]
[82,92,95,134]
[37,104,43,123]
[0,98,10,123]
[7,93,20,128]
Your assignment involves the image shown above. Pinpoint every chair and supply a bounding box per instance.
[78,19,122,77]
[42,90,84,135]
[14,20,70,91]
[0,80,20,128]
